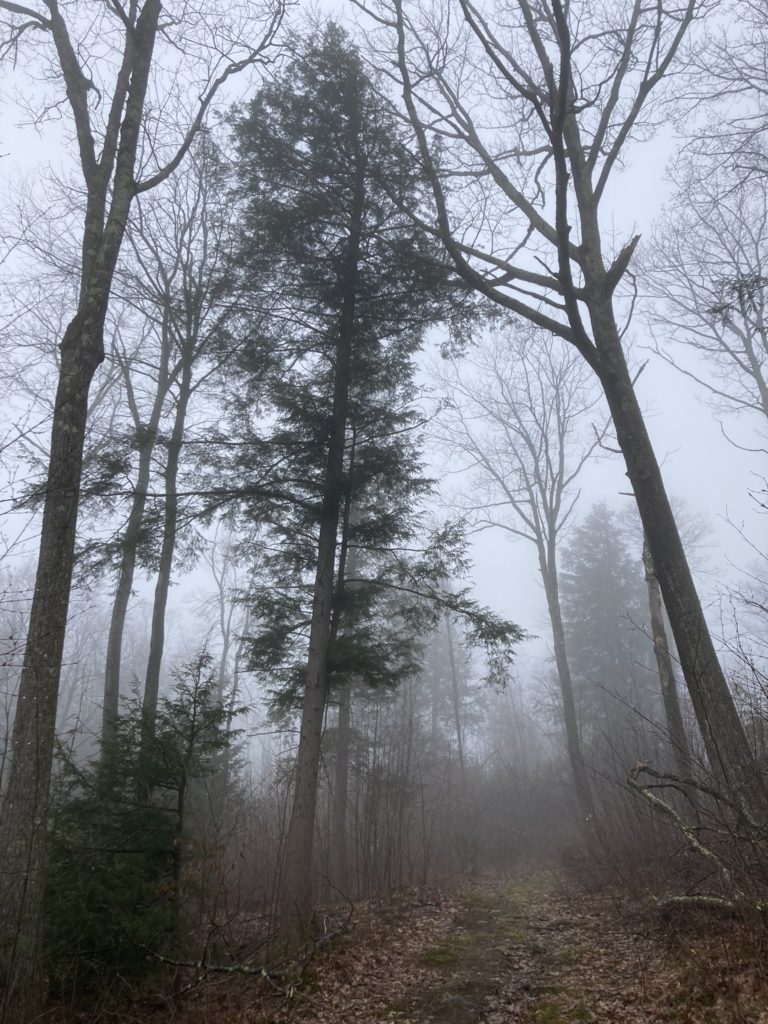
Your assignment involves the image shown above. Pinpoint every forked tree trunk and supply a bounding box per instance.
[0,11,162,1016]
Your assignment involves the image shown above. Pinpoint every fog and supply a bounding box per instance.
[0,2,767,1022]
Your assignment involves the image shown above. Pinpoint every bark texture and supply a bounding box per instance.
[0,7,166,1017]
[0,329,99,1022]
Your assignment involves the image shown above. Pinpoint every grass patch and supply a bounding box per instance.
[525,993,591,1023]
[420,944,460,967]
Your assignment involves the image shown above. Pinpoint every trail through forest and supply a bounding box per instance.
[148,874,768,1024]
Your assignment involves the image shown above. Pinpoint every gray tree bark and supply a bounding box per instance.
[540,550,600,836]
[0,1,282,1013]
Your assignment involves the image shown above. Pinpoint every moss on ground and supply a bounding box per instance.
[385,879,547,1023]
[524,995,591,1023]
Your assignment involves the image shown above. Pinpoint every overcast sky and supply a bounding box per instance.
[0,16,765,682]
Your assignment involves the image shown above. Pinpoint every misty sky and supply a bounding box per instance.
[0,20,764,677]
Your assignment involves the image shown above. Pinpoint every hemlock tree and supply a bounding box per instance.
[46,653,241,992]
[0,4,284,1019]
[229,24,518,936]
[360,0,768,819]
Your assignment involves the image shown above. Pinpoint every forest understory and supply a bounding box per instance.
[63,872,768,1024]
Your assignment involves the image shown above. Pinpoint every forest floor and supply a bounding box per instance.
[135,873,768,1024]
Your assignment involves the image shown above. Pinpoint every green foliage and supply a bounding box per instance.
[44,653,241,994]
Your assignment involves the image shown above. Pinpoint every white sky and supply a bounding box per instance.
[0,8,765,685]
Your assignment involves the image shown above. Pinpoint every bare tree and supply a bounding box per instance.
[685,0,768,186]
[435,328,604,840]
[0,4,283,1018]
[645,163,768,435]
[125,140,241,742]
[359,0,767,821]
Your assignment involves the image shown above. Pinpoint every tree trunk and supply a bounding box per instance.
[101,427,158,748]
[590,298,767,820]
[332,684,352,894]
[142,368,192,730]
[0,325,100,1023]
[278,156,365,940]
[540,553,601,839]
[559,94,765,818]
[445,615,466,781]
[0,16,162,983]
[102,324,174,750]
[642,538,698,788]
[329,485,357,898]
[277,471,349,936]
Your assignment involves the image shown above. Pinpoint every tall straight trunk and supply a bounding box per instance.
[445,616,466,781]
[329,482,357,896]
[0,10,162,1016]
[332,684,352,893]
[556,89,768,821]
[102,336,174,749]
[642,538,697,786]
[278,160,365,939]
[0,331,99,1022]
[540,553,600,837]
[101,427,158,748]
[142,365,193,729]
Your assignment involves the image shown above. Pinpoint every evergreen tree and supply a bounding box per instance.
[222,24,511,934]
[560,503,655,743]
[44,654,242,993]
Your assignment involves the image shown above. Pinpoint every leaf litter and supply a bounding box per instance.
[134,874,768,1023]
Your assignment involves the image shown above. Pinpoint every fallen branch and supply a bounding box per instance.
[144,901,355,997]
[628,762,737,885]
[653,894,738,914]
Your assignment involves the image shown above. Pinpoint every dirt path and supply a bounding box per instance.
[276,875,668,1024]
[162,874,768,1024]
